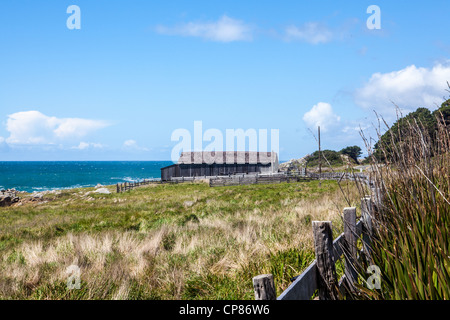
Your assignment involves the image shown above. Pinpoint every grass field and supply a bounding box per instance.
[0,180,359,300]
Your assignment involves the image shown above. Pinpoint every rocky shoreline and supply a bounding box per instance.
[0,184,113,207]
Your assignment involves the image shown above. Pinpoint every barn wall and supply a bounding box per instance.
[161,158,279,180]
[176,163,274,177]
[161,165,180,181]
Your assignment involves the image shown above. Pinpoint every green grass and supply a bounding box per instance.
[0,180,358,300]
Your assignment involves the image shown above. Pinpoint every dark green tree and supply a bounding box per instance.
[374,100,450,161]
[340,146,362,164]
[433,99,450,126]
[305,150,343,167]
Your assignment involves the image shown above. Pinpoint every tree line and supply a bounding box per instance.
[372,98,450,161]
[305,97,450,167]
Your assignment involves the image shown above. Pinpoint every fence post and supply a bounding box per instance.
[312,221,338,300]
[253,274,276,300]
[370,186,382,207]
[116,184,119,193]
[361,197,374,264]
[343,207,358,290]
[371,186,383,224]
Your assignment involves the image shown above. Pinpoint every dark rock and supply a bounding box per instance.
[0,189,20,207]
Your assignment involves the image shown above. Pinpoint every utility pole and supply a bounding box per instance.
[318,126,321,187]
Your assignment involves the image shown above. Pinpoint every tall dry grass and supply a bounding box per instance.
[0,180,359,299]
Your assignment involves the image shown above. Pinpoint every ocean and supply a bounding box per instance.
[0,161,173,193]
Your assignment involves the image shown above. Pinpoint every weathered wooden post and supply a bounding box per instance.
[343,207,358,290]
[253,274,276,300]
[312,221,338,300]
[361,197,374,264]
[116,184,120,193]
[370,186,383,226]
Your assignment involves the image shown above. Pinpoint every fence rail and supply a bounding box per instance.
[116,179,160,193]
[253,189,381,300]
[209,174,315,187]
[117,171,372,193]
[306,172,370,181]
[116,176,211,193]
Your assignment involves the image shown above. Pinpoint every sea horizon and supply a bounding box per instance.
[0,159,291,193]
[0,161,174,193]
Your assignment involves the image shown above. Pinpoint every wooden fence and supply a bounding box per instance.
[116,179,160,193]
[209,174,315,187]
[117,172,372,193]
[116,176,209,193]
[306,172,370,182]
[253,191,380,300]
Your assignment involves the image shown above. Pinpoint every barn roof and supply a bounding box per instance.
[178,151,278,165]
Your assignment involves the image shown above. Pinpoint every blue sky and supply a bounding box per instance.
[0,0,449,161]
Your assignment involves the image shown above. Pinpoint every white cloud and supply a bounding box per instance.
[75,142,90,150]
[355,63,450,118]
[5,111,110,145]
[155,15,253,42]
[303,102,341,132]
[123,139,149,151]
[72,142,105,150]
[342,124,370,133]
[285,22,333,44]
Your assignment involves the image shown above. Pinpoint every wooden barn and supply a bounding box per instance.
[161,151,279,181]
